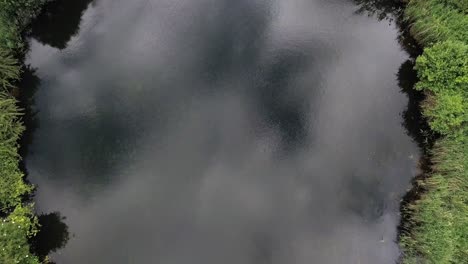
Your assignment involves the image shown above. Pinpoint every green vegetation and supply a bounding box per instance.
[0,205,40,264]
[0,0,46,263]
[405,0,468,45]
[0,0,45,50]
[0,92,33,210]
[415,40,468,135]
[400,0,468,263]
[0,49,20,90]
[401,134,468,263]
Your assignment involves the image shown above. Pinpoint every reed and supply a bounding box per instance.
[405,0,468,45]
[0,47,20,91]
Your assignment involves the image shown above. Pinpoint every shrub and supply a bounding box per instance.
[414,41,468,94]
[414,40,468,134]
[0,205,40,264]
[422,91,466,134]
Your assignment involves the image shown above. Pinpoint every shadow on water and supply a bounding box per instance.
[352,0,421,57]
[30,212,70,263]
[18,0,85,256]
[23,0,136,188]
[29,0,95,49]
[17,63,71,262]
[397,59,432,149]
[352,0,438,258]
[352,0,427,148]
[353,0,403,21]
[17,66,40,169]
[347,0,434,231]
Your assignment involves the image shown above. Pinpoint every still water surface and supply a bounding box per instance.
[24,0,419,263]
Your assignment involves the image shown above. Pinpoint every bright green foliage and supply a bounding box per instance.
[422,91,467,134]
[0,205,40,264]
[405,0,468,45]
[414,41,468,134]
[414,41,468,94]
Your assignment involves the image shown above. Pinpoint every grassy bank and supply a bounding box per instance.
[0,0,45,263]
[399,0,468,263]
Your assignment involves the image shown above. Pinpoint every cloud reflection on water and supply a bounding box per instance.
[26,0,419,263]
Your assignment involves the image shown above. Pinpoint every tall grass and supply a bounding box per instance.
[0,47,20,90]
[400,134,468,263]
[405,0,468,45]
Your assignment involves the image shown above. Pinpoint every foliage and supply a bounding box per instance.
[441,0,468,13]
[422,91,466,134]
[0,47,20,91]
[414,41,468,94]
[0,205,40,264]
[0,0,46,49]
[0,0,46,263]
[405,0,468,45]
[400,0,468,263]
[0,92,33,210]
[413,41,468,134]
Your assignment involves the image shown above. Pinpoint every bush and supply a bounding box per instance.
[414,40,468,134]
[414,41,468,94]
[422,91,466,134]
[0,205,40,264]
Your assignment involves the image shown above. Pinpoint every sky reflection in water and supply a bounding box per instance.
[25,0,419,263]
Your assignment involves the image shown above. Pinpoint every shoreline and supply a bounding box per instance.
[397,0,467,263]
[0,1,46,263]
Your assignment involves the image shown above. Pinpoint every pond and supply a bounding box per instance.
[23,0,420,263]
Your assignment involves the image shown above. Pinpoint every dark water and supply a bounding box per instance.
[24,0,420,263]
